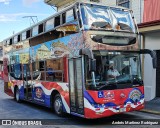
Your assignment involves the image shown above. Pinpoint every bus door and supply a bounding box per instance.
[23,64,32,100]
[69,57,84,115]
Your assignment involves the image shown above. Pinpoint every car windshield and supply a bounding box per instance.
[84,51,142,90]
[80,4,136,33]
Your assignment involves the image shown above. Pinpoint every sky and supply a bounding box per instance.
[0,0,56,42]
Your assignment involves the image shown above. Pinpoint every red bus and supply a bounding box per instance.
[2,1,156,119]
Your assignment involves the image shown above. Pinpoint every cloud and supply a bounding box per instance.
[0,0,11,5]
[0,13,49,22]
[0,14,18,22]
[23,0,41,6]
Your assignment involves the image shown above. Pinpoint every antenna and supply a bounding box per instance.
[22,16,38,26]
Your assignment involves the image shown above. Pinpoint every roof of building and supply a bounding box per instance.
[138,20,160,28]
[138,20,160,33]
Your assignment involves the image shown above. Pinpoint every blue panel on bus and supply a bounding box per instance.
[33,87,45,103]
[98,91,104,98]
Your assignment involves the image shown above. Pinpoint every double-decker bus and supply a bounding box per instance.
[2,1,156,119]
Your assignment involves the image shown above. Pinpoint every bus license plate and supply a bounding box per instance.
[119,108,126,112]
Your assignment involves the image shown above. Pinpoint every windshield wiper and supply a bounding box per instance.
[116,79,132,84]
[132,77,143,85]
[97,82,117,90]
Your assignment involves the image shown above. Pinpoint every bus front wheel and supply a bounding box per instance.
[53,94,63,116]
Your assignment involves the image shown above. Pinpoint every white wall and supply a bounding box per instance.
[102,0,116,6]
[144,32,160,101]
[130,0,144,23]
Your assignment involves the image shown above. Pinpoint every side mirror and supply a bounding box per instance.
[90,59,96,72]
[152,58,157,69]
[140,49,157,69]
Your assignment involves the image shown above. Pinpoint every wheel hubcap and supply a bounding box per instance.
[54,98,62,114]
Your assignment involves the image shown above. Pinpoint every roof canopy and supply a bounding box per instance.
[138,20,160,33]
[44,0,101,8]
[44,0,77,7]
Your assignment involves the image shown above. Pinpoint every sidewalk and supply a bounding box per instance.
[140,98,160,115]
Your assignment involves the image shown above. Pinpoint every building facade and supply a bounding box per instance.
[138,0,160,100]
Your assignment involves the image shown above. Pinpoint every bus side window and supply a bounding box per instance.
[66,9,75,23]
[46,58,63,82]
[32,61,40,80]
[62,13,66,24]
[54,15,61,27]
[73,8,76,20]
[39,61,46,81]
[39,61,45,71]
[14,63,22,80]
[32,26,38,37]
[9,64,15,78]
[26,64,31,80]
[11,64,15,72]
[45,18,54,32]
[23,64,29,80]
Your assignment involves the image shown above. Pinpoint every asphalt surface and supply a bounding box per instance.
[0,80,160,128]
[143,98,160,113]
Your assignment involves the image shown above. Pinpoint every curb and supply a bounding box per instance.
[139,109,160,115]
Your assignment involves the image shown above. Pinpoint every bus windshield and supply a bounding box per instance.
[85,51,142,90]
[80,4,136,33]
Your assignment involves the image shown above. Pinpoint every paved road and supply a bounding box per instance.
[0,80,160,128]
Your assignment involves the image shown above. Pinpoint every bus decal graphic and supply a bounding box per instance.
[128,88,143,102]
[104,91,115,100]
[98,91,104,98]
[35,88,43,98]
[51,41,69,58]
[84,97,144,115]
[34,82,70,112]
[84,91,96,104]
[84,91,117,107]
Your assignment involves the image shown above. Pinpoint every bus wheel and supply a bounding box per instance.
[53,94,63,116]
[15,87,21,103]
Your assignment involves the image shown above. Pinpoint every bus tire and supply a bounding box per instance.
[53,94,63,116]
[15,87,21,103]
